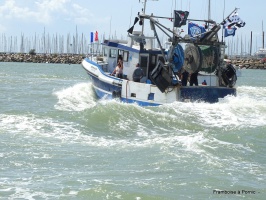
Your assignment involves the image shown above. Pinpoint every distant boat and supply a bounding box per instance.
[254,48,266,58]
[81,0,239,106]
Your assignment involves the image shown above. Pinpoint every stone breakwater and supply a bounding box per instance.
[0,53,85,64]
[230,58,266,69]
[0,53,265,69]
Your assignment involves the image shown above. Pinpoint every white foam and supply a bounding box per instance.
[0,114,82,141]
[1,83,266,154]
[54,82,96,111]
[8,187,57,199]
[158,90,266,129]
[0,112,198,151]
[237,85,266,99]
[1,112,262,179]
[52,83,266,129]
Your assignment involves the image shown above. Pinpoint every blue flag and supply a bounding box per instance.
[188,22,206,39]
[224,27,236,37]
[90,32,94,43]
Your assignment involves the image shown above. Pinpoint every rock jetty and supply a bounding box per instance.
[0,53,265,69]
[230,58,266,69]
[0,53,85,64]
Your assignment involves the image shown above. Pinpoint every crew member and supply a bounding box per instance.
[133,63,144,82]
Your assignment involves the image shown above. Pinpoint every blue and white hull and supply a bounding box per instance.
[82,58,122,99]
[82,58,236,106]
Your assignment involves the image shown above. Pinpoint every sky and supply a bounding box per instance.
[0,0,265,54]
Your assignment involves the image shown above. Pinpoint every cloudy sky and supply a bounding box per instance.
[0,0,265,52]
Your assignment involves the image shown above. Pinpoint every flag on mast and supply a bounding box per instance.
[188,22,206,39]
[224,27,237,37]
[174,10,189,27]
[90,32,94,43]
[95,31,99,41]
[222,12,246,29]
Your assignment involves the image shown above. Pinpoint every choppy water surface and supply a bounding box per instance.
[0,62,265,199]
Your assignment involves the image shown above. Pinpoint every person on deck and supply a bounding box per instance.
[133,63,144,82]
[189,71,199,86]
[111,59,123,78]
[181,69,189,86]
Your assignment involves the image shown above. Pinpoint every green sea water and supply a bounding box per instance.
[0,62,265,199]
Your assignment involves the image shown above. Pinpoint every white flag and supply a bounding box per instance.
[222,12,246,29]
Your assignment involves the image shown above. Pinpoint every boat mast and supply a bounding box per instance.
[208,0,211,23]
[262,20,264,49]
[250,31,253,56]
[141,0,147,35]
[140,0,158,36]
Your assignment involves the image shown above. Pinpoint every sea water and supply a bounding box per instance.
[0,62,265,200]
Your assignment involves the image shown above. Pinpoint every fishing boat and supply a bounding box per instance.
[81,1,239,106]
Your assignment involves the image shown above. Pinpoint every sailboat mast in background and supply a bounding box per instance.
[208,0,211,21]
[262,20,264,49]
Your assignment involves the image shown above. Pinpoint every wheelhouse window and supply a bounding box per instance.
[109,49,117,58]
[118,49,124,61]
[117,49,129,62]
[151,55,156,65]
[103,47,108,56]
[118,49,124,56]
[140,56,148,76]
[123,51,129,62]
